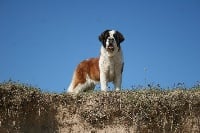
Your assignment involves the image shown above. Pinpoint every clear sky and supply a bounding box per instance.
[1,0,200,92]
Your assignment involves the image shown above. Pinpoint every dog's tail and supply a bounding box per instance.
[67,70,82,94]
[67,82,74,93]
[67,71,76,93]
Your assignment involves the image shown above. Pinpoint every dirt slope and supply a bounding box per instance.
[0,82,200,133]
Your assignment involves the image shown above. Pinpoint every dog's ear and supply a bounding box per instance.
[116,31,125,43]
[99,30,110,43]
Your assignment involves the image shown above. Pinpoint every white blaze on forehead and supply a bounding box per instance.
[109,30,116,37]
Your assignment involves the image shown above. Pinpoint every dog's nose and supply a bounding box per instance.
[109,38,114,43]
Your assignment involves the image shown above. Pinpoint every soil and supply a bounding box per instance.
[0,82,200,133]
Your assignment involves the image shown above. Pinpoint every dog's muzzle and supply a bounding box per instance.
[107,44,114,52]
[106,38,115,52]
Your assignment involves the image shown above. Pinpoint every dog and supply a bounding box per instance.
[67,29,125,93]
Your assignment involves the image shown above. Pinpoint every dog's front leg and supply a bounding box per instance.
[114,73,122,91]
[114,63,123,91]
[100,72,107,91]
[99,58,108,92]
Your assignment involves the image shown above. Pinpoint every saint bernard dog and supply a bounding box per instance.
[67,29,125,94]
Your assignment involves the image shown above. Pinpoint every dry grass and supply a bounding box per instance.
[0,81,200,133]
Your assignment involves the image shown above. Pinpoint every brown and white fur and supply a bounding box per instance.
[67,30,125,94]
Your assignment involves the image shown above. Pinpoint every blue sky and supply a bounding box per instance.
[1,0,200,92]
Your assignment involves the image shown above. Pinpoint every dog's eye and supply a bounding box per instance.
[113,34,118,41]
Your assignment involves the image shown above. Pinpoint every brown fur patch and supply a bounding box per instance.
[73,58,100,89]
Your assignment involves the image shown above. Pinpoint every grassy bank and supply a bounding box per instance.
[0,81,200,132]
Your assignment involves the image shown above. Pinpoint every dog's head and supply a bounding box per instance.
[99,30,124,53]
